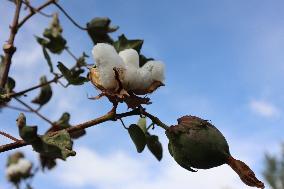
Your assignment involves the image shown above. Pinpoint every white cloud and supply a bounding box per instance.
[50,146,254,189]
[249,99,280,118]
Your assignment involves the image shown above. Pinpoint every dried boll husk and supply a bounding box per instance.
[166,115,265,189]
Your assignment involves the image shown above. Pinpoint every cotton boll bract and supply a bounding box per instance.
[92,43,125,89]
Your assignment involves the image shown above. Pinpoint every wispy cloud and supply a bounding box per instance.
[50,146,252,189]
[249,99,280,118]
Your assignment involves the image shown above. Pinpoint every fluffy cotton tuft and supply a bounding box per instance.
[91,43,165,91]
[118,49,140,89]
[92,43,125,89]
[6,158,32,180]
[119,49,139,69]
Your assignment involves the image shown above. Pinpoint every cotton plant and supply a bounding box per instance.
[0,2,266,189]
[89,43,165,96]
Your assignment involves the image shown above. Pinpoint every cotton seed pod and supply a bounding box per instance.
[166,115,264,189]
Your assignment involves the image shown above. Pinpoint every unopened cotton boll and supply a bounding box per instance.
[92,43,125,89]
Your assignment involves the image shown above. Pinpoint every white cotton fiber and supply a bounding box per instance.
[92,43,125,89]
[119,49,140,89]
[6,158,32,180]
[144,60,165,82]
[91,43,165,92]
[119,49,139,69]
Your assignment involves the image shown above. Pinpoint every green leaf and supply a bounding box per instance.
[42,47,53,73]
[5,77,16,93]
[57,62,88,86]
[137,117,147,133]
[139,54,154,67]
[113,34,143,53]
[51,112,86,139]
[76,52,89,67]
[146,134,163,161]
[86,17,119,44]
[36,13,66,54]
[17,113,76,160]
[54,112,71,129]
[31,76,52,106]
[128,124,146,153]
[41,130,76,160]
[39,154,56,171]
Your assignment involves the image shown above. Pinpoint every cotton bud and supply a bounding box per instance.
[166,116,264,189]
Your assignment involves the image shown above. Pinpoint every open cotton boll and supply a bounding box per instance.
[17,159,32,174]
[92,43,125,89]
[119,49,140,89]
[6,164,19,178]
[143,60,165,82]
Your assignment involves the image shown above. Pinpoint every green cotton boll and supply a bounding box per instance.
[166,115,230,171]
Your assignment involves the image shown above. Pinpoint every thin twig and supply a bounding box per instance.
[53,1,87,30]
[0,0,22,88]
[5,104,31,112]
[0,107,169,153]
[0,131,20,142]
[65,47,78,61]
[8,75,61,98]
[14,97,54,125]
[141,109,169,130]
[119,118,128,129]
[22,0,53,18]
[18,0,55,28]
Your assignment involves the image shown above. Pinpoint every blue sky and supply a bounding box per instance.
[1,0,284,188]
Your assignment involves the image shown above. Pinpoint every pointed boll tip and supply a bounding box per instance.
[227,156,265,188]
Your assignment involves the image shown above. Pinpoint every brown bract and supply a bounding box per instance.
[88,67,163,108]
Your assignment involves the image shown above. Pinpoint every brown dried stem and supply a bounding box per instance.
[0,0,22,88]
[14,97,54,125]
[0,107,168,153]
[18,0,56,28]
[53,1,88,31]
[0,131,20,142]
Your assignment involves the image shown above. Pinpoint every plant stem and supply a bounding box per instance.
[0,107,169,153]
[22,0,53,18]
[0,0,22,88]
[9,75,61,98]
[53,2,87,31]
[18,0,55,28]
[0,131,20,142]
[14,97,54,125]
